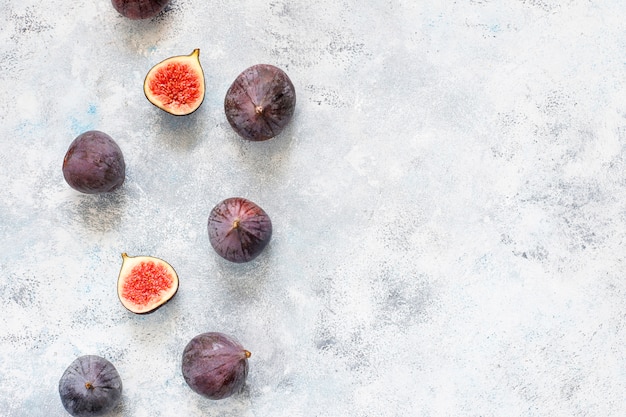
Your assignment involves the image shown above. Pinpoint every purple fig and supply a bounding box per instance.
[207,197,272,263]
[182,332,251,400]
[111,0,170,20]
[62,130,125,194]
[224,64,296,141]
[58,355,122,417]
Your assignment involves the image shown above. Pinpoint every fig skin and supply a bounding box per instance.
[58,355,122,417]
[182,332,251,400]
[62,130,125,194]
[207,197,272,263]
[111,0,170,20]
[117,253,179,314]
[144,49,205,116]
[224,64,296,141]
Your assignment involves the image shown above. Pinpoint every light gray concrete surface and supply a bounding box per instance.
[1,1,626,416]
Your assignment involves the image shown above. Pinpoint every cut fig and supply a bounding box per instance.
[207,197,272,263]
[144,49,205,116]
[58,355,122,417]
[224,64,296,141]
[117,253,179,314]
[182,332,251,400]
[111,0,170,19]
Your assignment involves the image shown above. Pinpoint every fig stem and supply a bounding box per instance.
[232,218,240,229]
[85,382,94,390]
[254,105,264,115]
[244,350,252,358]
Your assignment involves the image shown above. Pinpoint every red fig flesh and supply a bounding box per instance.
[117,253,179,314]
[144,49,205,116]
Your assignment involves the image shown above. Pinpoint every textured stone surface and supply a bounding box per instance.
[1,1,626,415]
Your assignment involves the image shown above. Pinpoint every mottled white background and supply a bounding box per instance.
[1,0,626,416]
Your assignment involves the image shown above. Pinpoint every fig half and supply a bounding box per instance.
[182,332,251,400]
[144,49,205,116]
[117,253,179,314]
[224,64,296,141]
[58,355,122,417]
[207,197,273,263]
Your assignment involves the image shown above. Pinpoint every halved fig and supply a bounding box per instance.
[182,332,251,400]
[143,49,205,116]
[59,355,122,417]
[117,253,179,314]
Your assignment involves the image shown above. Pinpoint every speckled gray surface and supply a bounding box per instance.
[2,1,626,416]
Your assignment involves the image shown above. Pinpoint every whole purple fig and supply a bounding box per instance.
[58,355,122,417]
[207,197,272,263]
[62,130,125,194]
[111,0,170,20]
[224,64,296,141]
[182,332,251,400]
